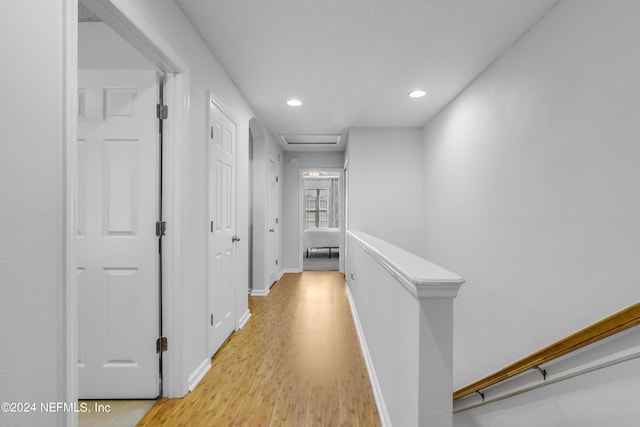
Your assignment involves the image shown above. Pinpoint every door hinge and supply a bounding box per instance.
[275,259,278,266]
[156,104,168,120]
[210,314,213,326]
[156,337,168,353]
[156,221,167,237]
[275,176,279,183]
[275,217,279,224]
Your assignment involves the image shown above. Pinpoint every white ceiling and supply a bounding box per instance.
[175,0,559,151]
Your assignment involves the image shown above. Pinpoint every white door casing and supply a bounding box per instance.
[77,69,160,398]
[207,96,237,357]
[267,157,279,284]
[298,168,344,272]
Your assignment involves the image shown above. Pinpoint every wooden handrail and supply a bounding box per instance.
[453,301,640,401]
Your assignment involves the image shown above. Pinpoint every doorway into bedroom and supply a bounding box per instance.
[301,170,341,271]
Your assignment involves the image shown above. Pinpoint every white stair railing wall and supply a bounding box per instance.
[345,230,464,427]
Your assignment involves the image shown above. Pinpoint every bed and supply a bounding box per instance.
[303,228,340,258]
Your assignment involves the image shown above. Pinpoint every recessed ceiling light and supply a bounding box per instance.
[287,99,303,106]
[408,90,426,98]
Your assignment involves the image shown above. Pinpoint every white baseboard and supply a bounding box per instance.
[238,309,251,329]
[346,286,391,427]
[188,357,211,392]
[251,271,299,296]
[280,268,300,277]
[250,288,269,297]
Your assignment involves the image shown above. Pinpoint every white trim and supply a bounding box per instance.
[275,269,291,283]
[347,230,464,299]
[188,358,212,392]
[453,324,640,413]
[298,167,344,272]
[71,0,191,399]
[64,1,78,426]
[346,287,391,427]
[251,289,270,297]
[83,0,188,72]
[237,309,252,329]
[342,157,348,275]
[209,90,240,129]
[267,154,280,285]
[162,71,189,397]
[252,270,292,296]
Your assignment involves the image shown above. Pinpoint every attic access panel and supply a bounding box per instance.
[279,134,342,146]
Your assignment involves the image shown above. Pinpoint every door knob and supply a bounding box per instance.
[269,229,275,232]
[232,235,241,242]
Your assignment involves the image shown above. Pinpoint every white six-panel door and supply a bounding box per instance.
[77,69,160,398]
[207,98,237,357]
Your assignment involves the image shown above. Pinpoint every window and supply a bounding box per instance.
[303,177,339,229]
[304,188,329,228]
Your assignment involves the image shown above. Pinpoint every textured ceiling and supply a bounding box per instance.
[175,0,559,151]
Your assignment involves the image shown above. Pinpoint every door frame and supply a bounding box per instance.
[298,167,344,272]
[267,155,280,283]
[67,2,190,424]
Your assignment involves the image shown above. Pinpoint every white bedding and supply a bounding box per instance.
[303,228,340,251]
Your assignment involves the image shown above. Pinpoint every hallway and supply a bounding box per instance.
[138,272,380,426]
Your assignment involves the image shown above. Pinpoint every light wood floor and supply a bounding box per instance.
[137,271,380,426]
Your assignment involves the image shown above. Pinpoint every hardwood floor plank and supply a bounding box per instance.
[137,272,380,426]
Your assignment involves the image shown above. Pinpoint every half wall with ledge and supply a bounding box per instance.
[345,230,465,427]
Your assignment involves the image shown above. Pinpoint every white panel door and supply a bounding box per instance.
[267,157,279,283]
[207,99,237,356]
[77,70,160,398]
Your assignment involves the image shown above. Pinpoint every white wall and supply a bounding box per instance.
[416,0,640,423]
[346,230,463,427]
[0,2,70,426]
[250,119,283,294]
[347,235,421,427]
[1,1,284,417]
[347,128,424,254]
[281,151,345,270]
[79,22,154,69]
[454,355,640,427]
[119,0,258,393]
